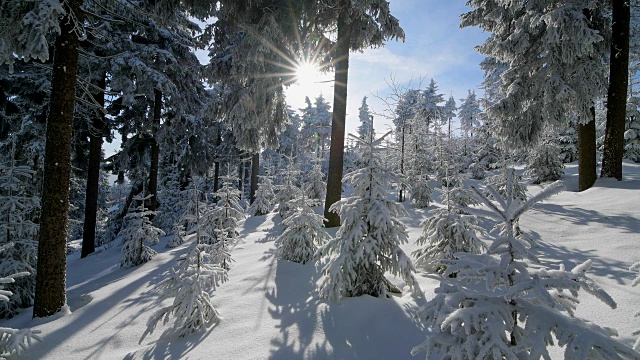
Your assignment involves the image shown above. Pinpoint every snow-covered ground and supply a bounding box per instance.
[3,162,640,359]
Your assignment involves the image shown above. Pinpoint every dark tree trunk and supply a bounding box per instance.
[250,152,259,204]
[81,74,106,259]
[324,9,352,228]
[237,161,244,193]
[213,126,221,192]
[601,0,630,180]
[578,107,597,192]
[148,89,162,211]
[33,0,83,318]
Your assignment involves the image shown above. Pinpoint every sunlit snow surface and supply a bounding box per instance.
[3,161,639,359]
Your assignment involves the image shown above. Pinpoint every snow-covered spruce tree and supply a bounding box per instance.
[413,119,483,274]
[0,155,40,318]
[118,193,165,267]
[142,190,228,340]
[412,181,640,359]
[276,192,330,264]
[412,202,485,274]
[357,96,375,141]
[486,167,527,205]
[248,174,276,216]
[304,156,326,207]
[212,174,244,239]
[317,132,420,301]
[0,266,41,358]
[458,90,481,157]
[559,119,579,163]
[275,166,302,219]
[155,167,185,234]
[526,139,564,184]
[625,96,640,162]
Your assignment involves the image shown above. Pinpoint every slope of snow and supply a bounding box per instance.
[3,162,640,359]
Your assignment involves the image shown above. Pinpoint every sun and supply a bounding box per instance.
[295,61,326,90]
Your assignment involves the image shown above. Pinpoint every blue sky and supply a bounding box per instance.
[285,0,488,135]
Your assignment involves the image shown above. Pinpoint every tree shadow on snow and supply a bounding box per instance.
[266,258,328,359]
[531,235,635,285]
[531,203,639,235]
[123,325,219,360]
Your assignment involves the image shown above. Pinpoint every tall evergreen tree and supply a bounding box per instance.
[318,0,405,227]
[357,96,374,141]
[462,1,610,191]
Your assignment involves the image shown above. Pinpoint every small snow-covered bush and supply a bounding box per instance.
[276,194,330,264]
[526,140,564,184]
[409,174,432,208]
[275,168,302,218]
[412,181,640,359]
[119,194,164,267]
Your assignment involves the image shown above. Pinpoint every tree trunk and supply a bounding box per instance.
[250,152,259,204]
[324,9,352,228]
[81,74,106,259]
[148,89,162,211]
[601,0,630,180]
[213,126,221,193]
[33,0,83,318]
[578,107,597,192]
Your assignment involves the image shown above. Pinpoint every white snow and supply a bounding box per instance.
[2,162,640,359]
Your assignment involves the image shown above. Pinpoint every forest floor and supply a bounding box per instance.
[3,161,640,359]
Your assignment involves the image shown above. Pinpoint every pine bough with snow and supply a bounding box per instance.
[276,193,330,264]
[0,252,41,358]
[119,194,165,267]
[0,161,39,318]
[412,181,640,359]
[317,133,420,301]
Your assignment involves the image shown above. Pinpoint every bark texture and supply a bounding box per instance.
[148,89,162,211]
[81,74,106,258]
[33,0,83,318]
[250,153,259,204]
[578,108,597,192]
[601,0,630,180]
[323,10,351,228]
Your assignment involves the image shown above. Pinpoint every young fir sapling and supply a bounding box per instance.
[212,173,245,239]
[317,132,420,301]
[248,172,276,216]
[412,171,485,274]
[412,181,640,359]
[303,156,326,207]
[275,165,302,219]
[276,192,330,264]
[143,185,229,340]
[119,192,165,267]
